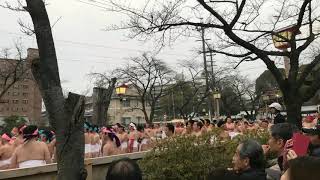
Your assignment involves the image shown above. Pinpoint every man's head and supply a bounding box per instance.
[226,116,232,123]
[205,119,211,127]
[268,123,293,155]
[261,120,269,129]
[269,102,282,114]
[165,123,175,137]
[106,158,142,180]
[232,140,265,172]
[1,133,12,145]
[302,120,320,146]
[193,121,203,132]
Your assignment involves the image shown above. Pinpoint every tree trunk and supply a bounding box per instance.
[104,78,116,125]
[283,87,302,129]
[56,93,86,180]
[285,100,302,129]
[26,0,86,179]
[92,78,116,126]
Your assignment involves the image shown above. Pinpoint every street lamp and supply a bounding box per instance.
[115,84,128,96]
[272,25,301,78]
[213,91,221,117]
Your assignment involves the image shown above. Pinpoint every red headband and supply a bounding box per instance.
[1,134,11,142]
[19,125,27,133]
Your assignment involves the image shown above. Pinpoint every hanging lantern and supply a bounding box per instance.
[272,25,301,49]
[115,84,128,96]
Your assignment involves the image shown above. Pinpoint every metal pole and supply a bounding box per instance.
[172,91,176,119]
[200,27,213,121]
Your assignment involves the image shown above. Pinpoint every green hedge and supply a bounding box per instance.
[139,129,270,180]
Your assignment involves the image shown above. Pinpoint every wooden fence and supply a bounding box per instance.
[0,151,147,180]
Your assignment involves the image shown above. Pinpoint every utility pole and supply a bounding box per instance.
[200,27,213,121]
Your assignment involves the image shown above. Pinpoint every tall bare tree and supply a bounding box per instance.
[1,0,87,179]
[115,53,173,123]
[0,44,30,101]
[88,0,320,128]
[227,74,261,120]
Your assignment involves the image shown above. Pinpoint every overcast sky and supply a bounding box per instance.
[0,0,268,95]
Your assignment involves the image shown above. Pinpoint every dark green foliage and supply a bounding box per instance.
[139,129,270,180]
[1,115,27,134]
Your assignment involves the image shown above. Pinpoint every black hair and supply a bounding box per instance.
[106,158,142,180]
[23,125,38,142]
[200,119,205,124]
[104,128,121,147]
[239,140,265,170]
[288,156,320,180]
[187,120,195,126]
[217,120,225,128]
[41,129,53,142]
[270,123,293,142]
[207,168,238,180]
[137,125,144,132]
[196,121,203,129]
[166,123,175,134]
[205,119,210,124]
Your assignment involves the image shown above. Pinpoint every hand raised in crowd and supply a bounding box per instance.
[286,149,298,161]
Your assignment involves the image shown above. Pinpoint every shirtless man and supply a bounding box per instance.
[128,123,139,153]
[84,122,92,158]
[10,125,51,168]
[102,128,121,156]
[39,130,56,161]
[12,125,26,147]
[0,133,15,170]
[192,121,203,137]
[182,120,194,135]
[90,125,101,158]
[116,125,129,153]
[174,122,184,136]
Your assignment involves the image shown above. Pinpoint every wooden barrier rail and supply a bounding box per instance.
[0,151,147,180]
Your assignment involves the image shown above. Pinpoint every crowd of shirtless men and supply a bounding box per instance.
[3,112,318,171]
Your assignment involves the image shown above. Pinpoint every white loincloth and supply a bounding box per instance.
[0,157,12,168]
[91,144,101,153]
[85,144,91,154]
[121,142,128,150]
[18,160,46,168]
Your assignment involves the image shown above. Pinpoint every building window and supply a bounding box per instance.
[22,99,28,104]
[22,107,27,112]
[121,117,131,126]
[23,85,29,89]
[13,92,19,96]
[121,99,130,107]
[7,92,10,96]
[136,116,143,124]
[22,92,28,97]
[12,107,18,112]
[0,99,9,104]
[13,84,19,89]
[12,99,19,104]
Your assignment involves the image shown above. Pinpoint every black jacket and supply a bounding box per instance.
[274,113,285,124]
[237,168,267,180]
[309,144,320,157]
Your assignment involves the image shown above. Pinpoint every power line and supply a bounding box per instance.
[0,28,194,58]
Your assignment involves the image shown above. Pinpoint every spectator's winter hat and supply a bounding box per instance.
[302,119,320,135]
[269,102,282,111]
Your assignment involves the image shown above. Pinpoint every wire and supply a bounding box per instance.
[0,28,194,58]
